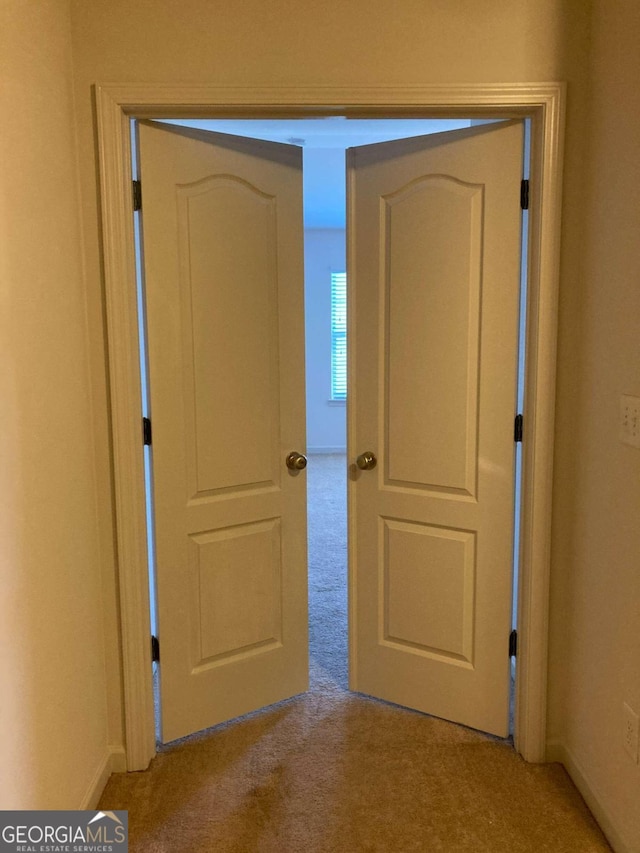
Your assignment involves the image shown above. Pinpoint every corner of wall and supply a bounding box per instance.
[546,740,635,853]
[80,747,128,810]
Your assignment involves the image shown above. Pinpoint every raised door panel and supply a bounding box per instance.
[190,519,282,667]
[382,518,475,665]
[384,176,482,497]
[179,177,280,496]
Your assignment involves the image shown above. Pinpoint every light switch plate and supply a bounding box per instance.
[620,395,640,448]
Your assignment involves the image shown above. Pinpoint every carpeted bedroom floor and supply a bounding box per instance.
[99,454,611,852]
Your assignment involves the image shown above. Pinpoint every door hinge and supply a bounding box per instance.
[514,414,523,443]
[132,179,142,212]
[509,629,518,658]
[143,416,152,446]
[151,635,160,663]
[520,179,530,210]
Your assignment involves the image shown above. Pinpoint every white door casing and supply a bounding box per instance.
[95,84,564,770]
[349,122,524,737]
[138,121,308,742]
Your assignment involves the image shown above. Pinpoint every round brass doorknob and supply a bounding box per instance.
[286,451,308,471]
[356,451,377,471]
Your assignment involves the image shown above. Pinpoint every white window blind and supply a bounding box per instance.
[330,272,347,401]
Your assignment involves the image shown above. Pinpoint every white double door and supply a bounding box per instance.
[138,119,523,744]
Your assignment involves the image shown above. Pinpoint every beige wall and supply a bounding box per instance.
[547,1,640,849]
[0,0,109,807]
[71,0,569,85]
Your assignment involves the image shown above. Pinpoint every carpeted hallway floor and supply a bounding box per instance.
[307,453,348,691]
[99,454,611,852]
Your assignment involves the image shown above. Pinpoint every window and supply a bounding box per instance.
[330,272,347,401]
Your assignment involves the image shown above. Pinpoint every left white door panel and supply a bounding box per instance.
[138,121,308,743]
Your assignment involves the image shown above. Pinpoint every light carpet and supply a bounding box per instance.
[100,454,610,852]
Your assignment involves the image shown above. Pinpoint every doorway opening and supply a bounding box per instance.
[131,115,530,743]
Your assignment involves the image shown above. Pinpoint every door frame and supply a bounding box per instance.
[95,83,565,771]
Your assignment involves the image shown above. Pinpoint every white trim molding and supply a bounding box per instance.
[95,83,565,771]
[80,747,127,810]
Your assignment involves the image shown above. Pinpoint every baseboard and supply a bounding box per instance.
[307,446,346,454]
[80,746,127,810]
[109,745,128,774]
[547,739,634,853]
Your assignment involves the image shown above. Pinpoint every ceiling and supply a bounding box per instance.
[163,117,472,228]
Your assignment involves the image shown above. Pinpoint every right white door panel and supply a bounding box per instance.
[348,122,523,737]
